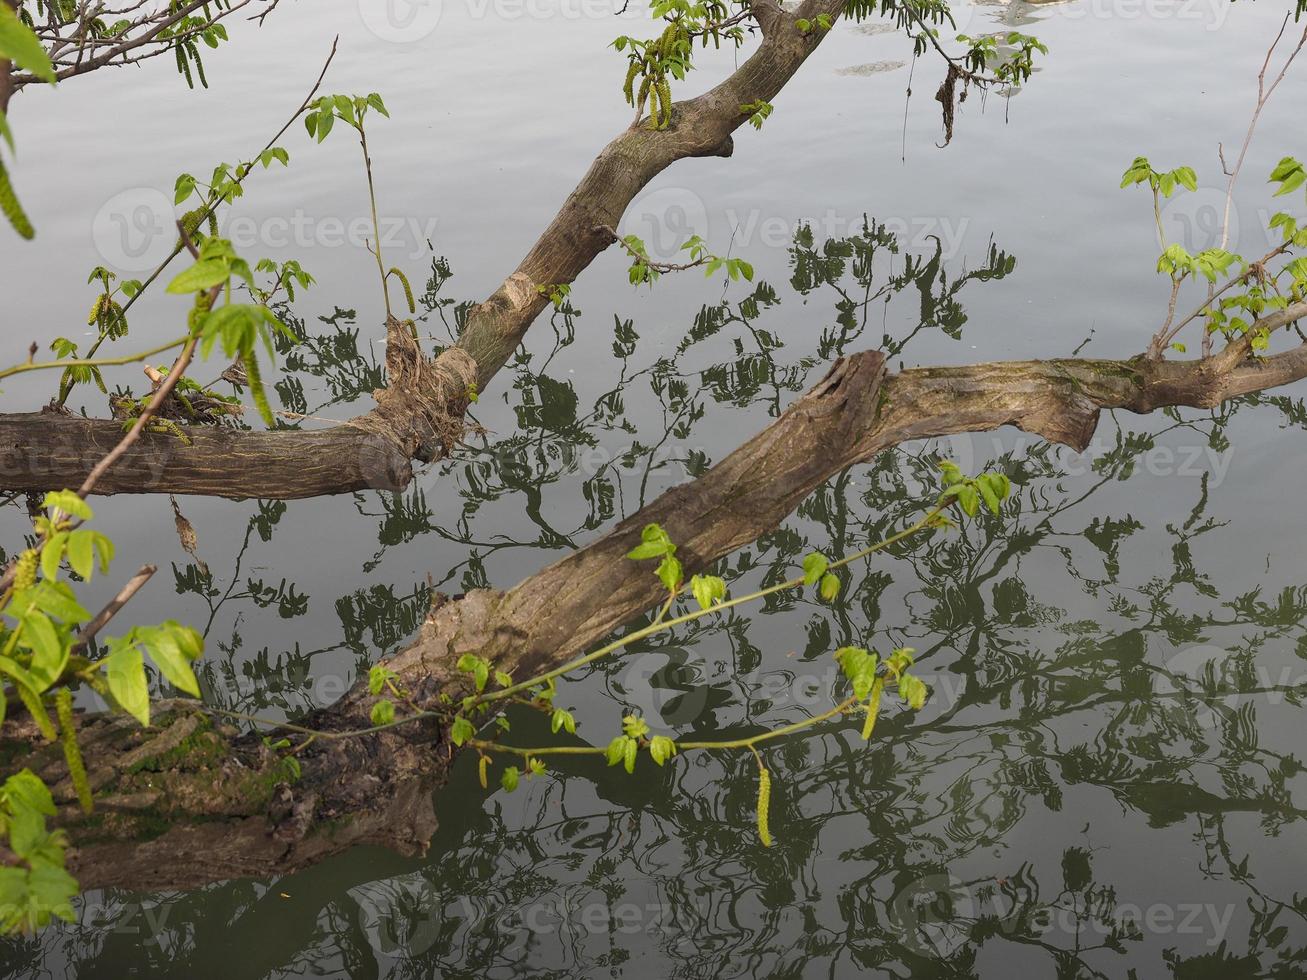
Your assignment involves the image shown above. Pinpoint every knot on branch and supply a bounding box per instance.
[371,322,480,464]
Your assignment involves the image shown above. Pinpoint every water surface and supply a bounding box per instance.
[3,1,1307,976]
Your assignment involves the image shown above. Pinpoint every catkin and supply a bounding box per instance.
[0,159,35,240]
[657,79,672,127]
[176,44,193,88]
[18,686,56,743]
[88,294,106,326]
[56,688,93,815]
[861,677,884,742]
[242,347,274,426]
[623,61,640,105]
[479,754,490,790]
[390,268,416,314]
[756,764,773,847]
[14,549,38,591]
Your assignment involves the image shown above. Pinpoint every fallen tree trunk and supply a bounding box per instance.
[0,0,845,500]
[5,333,1307,891]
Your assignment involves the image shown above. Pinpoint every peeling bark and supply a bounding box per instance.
[6,337,1307,890]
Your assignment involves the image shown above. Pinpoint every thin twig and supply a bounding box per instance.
[73,565,156,650]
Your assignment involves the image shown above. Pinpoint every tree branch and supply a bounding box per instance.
[10,323,1307,891]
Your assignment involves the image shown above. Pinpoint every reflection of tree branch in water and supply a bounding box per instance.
[30,212,1307,977]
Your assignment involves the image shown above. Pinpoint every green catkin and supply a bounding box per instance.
[636,77,652,119]
[193,47,208,89]
[18,686,57,743]
[390,268,416,314]
[861,677,884,741]
[56,688,93,815]
[242,346,274,426]
[0,159,35,240]
[14,549,38,591]
[105,298,127,339]
[479,754,490,789]
[186,290,211,333]
[756,763,773,847]
[657,78,672,127]
[176,43,193,88]
[623,61,640,105]
[88,294,106,326]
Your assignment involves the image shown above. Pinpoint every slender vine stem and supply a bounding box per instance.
[0,336,187,382]
[480,504,946,707]
[465,696,862,759]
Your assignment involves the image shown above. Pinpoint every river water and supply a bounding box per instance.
[3,0,1307,976]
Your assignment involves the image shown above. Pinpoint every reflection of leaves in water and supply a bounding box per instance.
[13,225,1307,979]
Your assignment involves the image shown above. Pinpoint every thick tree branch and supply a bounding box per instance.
[0,0,845,499]
[8,329,1307,891]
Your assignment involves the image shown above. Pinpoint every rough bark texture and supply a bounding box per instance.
[6,338,1307,891]
[0,0,844,500]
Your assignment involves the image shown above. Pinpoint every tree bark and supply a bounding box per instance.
[6,333,1307,891]
[0,0,845,500]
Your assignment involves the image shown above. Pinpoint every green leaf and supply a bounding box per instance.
[42,490,91,521]
[449,715,475,746]
[819,573,840,603]
[501,766,519,792]
[550,708,576,735]
[656,554,682,593]
[8,582,84,621]
[802,552,829,586]
[649,735,677,765]
[166,259,229,294]
[937,460,964,487]
[137,622,202,696]
[370,699,395,726]
[956,484,980,518]
[606,735,628,767]
[65,530,94,580]
[39,532,67,581]
[104,643,150,726]
[19,612,65,690]
[1270,156,1306,197]
[899,673,929,710]
[174,174,197,205]
[690,574,726,611]
[2,769,55,815]
[0,5,56,84]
